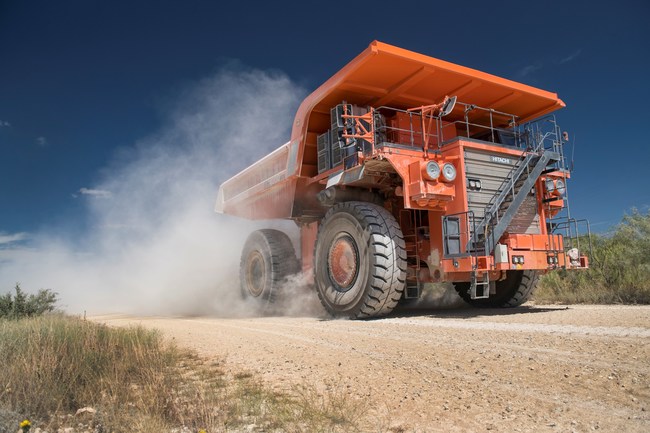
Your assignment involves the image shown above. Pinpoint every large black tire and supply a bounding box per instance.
[454,270,539,307]
[239,229,299,312]
[314,201,407,319]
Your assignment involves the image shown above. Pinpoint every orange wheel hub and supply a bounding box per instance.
[327,235,359,289]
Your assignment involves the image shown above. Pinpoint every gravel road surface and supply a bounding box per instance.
[94,305,649,432]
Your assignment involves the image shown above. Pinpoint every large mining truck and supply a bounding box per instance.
[216,41,590,318]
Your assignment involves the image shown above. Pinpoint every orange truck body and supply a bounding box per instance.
[216,41,587,289]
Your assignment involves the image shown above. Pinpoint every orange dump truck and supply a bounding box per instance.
[216,41,590,318]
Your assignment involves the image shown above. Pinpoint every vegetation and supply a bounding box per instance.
[0,284,58,319]
[0,315,365,433]
[535,209,650,304]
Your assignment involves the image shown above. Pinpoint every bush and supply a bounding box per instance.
[536,209,650,304]
[0,285,58,319]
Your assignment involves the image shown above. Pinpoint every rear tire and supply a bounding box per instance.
[454,270,539,307]
[240,229,299,312]
[314,202,407,319]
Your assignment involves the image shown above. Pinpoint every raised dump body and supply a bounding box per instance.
[217,41,590,318]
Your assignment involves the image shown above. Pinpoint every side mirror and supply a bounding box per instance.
[439,96,457,117]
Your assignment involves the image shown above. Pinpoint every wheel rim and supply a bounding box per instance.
[245,251,265,297]
[327,233,359,290]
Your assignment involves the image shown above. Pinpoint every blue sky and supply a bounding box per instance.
[1,0,649,239]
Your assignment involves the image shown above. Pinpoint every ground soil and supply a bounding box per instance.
[94,304,650,433]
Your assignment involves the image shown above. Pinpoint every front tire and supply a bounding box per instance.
[454,270,539,307]
[240,229,299,312]
[314,202,407,319]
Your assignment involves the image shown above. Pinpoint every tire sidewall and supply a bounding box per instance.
[314,208,371,316]
[240,233,274,306]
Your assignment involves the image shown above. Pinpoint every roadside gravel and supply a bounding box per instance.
[94,304,650,432]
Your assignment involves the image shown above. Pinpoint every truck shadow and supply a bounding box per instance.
[388,304,569,320]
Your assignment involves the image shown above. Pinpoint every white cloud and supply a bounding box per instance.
[518,62,543,78]
[559,49,582,64]
[0,232,28,245]
[0,120,10,127]
[36,136,47,146]
[77,188,112,198]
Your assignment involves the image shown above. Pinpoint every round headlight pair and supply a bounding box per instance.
[423,161,456,182]
[545,178,566,197]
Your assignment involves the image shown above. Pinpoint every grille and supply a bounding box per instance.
[464,148,540,235]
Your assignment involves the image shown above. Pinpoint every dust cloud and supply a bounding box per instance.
[1,65,464,317]
[0,65,314,316]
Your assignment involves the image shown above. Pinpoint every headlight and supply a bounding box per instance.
[442,163,456,182]
[545,178,556,194]
[555,178,566,197]
[423,161,440,180]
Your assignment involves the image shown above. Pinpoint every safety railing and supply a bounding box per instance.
[372,106,445,151]
[520,115,568,171]
[443,211,482,258]
[369,101,526,154]
[338,99,575,159]
[338,99,575,161]
[453,102,520,146]
[549,217,593,269]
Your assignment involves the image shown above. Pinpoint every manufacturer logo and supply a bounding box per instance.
[490,155,511,165]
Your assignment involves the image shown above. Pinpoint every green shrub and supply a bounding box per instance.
[0,284,58,319]
[536,209,650,304]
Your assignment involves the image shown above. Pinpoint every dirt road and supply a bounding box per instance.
[95,305,650,432]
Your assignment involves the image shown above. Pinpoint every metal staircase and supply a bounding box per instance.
[464,148,559,299]
[469,150,560,256]
[470,271,491,300]
[399,210,425,300]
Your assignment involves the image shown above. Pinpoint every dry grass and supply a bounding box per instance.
[535,270,619,304]
[289,380,368,433]
[0,314,367,432]
[536,270,650,305]
[534,268,646,304]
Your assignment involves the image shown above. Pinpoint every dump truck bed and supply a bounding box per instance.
[216,41,564,220]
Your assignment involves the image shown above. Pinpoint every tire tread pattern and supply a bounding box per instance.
[316,201,407,319]
[240,229,299,309]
